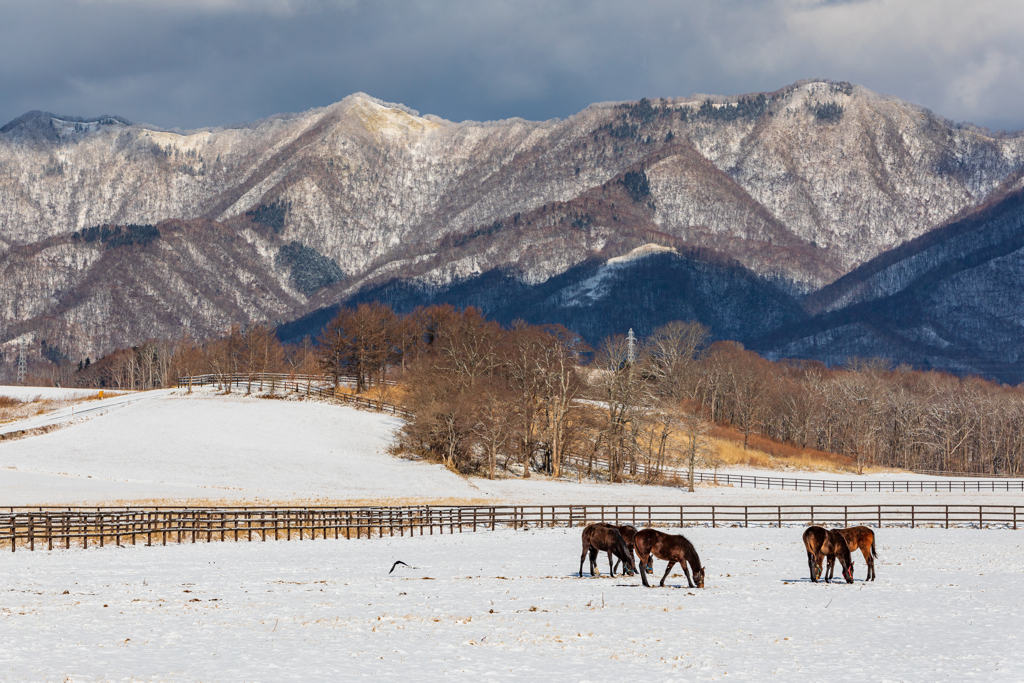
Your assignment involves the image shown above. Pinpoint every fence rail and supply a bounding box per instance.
[592,456,1024,492]
[2,504,1020,552]
[684,471,1024,491]
[911,469,1022,479]
[177,374,411,417]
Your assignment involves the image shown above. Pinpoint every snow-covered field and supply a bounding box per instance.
[2,526,1021,681]
[2,387,1022,506]
[3,387,1022,681]
[0,388,452,505]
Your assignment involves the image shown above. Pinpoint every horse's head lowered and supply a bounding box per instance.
[614,529,638,575]
[695,566,706,588]
[812,561,823,582]
[841,562,854,584]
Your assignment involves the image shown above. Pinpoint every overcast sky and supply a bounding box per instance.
[3,0,1024,132]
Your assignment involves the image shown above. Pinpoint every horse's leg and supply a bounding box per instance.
[682,564,696,589]
[660,561,676,588]
[589,548,599,576]
[580,547,588,578]
[638,552,651,587]
[807,551,818,582]
[865,547,875,581]
[607,550,616,577]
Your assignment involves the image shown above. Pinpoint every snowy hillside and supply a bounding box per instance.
[1,388,1021,507]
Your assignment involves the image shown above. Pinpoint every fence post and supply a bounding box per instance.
[979,506,983,529]
[945,506,949,529]
[28,513,34,552]
[712,507,716,529]
[878,506,881,528]
[911,506,915,529]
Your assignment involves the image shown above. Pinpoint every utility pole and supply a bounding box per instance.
[17,338,27,384]
[626,328,636,365]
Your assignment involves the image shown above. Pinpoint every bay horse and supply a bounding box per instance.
[579,524,637,578]
[802,526,854,583]
[594,523,639,575]
[633,528,705,588]
[829,526,877,581]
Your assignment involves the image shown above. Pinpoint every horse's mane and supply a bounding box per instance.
[681,533,702,571]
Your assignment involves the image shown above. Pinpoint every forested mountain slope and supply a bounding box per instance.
[3,79,1024,381]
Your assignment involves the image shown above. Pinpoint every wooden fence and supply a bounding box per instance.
[177,374,411,417]
[684,471,1024,491]
[3,504,1020,552]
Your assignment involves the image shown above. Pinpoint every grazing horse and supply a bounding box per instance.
[633,529,705,588]
[594,523,640,575]
[802,526,854,583]
[579,524,637,578]
[829,526,878,581]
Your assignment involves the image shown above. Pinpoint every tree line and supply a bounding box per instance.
[313,303,1024,478]
[49,302,1024,478]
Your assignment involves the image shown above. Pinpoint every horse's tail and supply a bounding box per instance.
[870,536,878,559]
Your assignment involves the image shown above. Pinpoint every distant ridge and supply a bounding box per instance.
[3,80,1024,382]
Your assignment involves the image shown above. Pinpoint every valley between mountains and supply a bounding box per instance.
[3,79,1024,381]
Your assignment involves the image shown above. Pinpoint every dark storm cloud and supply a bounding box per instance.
[2,0,1023,131]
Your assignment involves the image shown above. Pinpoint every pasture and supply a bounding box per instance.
[3,386,1022,508]
[2,526,1021,681]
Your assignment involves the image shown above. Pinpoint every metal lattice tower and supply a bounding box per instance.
[627,328,636,365]
[17,339,27,384]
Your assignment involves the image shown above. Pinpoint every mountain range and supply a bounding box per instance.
[3,79,1024,382]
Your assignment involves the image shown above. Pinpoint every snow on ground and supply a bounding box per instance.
[2,386,1022,506]
[0,386,114,401]
[0,389,162,436]
[0,388,471,505]
[1,527,1021,681]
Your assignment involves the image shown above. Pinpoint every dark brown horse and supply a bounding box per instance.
[802,526,854,583]
[579,524,637,577]
[829,526,877,581]
[633,529,705,588]
[594,523,639,575]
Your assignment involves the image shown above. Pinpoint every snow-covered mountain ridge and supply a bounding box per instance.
[4,80,1024,380]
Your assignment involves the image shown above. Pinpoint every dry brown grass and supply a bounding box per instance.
[0,390,128,427]
[708,424,860,473]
